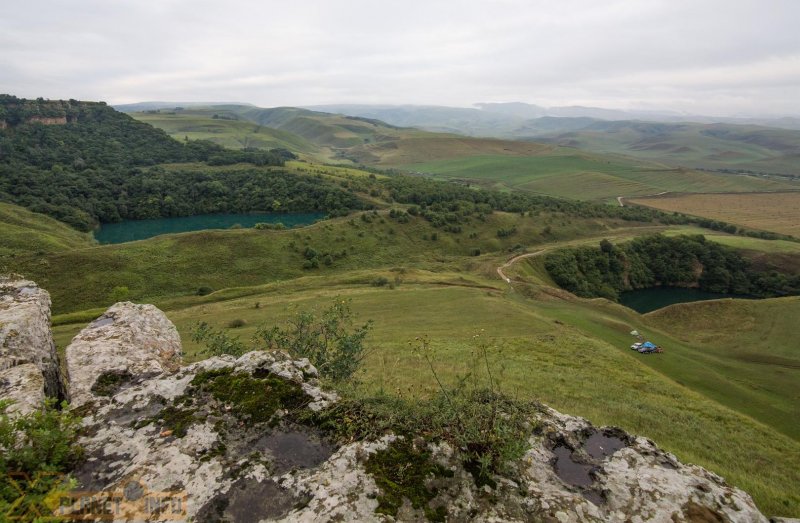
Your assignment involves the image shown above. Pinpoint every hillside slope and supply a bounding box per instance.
[132,108,324,156]
[0,202,93,255]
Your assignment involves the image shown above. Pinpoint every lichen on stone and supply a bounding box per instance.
[364,437,454,522]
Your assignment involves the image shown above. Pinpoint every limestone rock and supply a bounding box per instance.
[0,277,64,399]
[68,349,768,523]
[69,351,337,522]
[65,302,182,408]
[0,363,46,415]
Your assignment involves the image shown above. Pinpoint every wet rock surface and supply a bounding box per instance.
[0,277,64,400]
[69,354,767,522]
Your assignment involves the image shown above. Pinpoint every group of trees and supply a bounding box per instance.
[0,97,365,230]
[381,175,697,227]
[545,234,800,301]
[1,165,366,230]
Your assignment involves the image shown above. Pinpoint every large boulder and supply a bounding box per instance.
[0,363,46,415]
[0,277,64,401]
[66,349,767,523]
[65,302,182,408]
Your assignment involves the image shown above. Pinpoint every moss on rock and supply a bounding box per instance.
[365,438,453,522]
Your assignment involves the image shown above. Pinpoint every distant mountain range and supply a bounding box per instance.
[114,101,800,176]
[304,103,800,135]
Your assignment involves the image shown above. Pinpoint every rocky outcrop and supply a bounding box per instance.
[26,115,68,125]
[68,350,766,522]
[65,302,182,408]
[0,277,64,400]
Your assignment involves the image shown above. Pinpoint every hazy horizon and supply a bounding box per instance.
[2,0,799,117]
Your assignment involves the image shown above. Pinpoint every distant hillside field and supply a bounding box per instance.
[536,121,800,176]
[629,192,800,237]
[133,104,800,202]
[132,109,330,160]
[398,151,797,200]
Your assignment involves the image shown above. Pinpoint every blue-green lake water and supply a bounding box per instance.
[94,213,325,244]
[619,287,754,314]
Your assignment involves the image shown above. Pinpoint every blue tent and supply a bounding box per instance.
[642,342,656,349]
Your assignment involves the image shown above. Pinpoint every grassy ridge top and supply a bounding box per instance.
[0,202,93,255]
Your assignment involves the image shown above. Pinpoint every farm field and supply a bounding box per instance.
[398,152,798,200]
[629,192,800,237]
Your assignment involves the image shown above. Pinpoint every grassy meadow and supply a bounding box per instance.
[396,151,796,200]
[46,269,800,516]
[537,121,800,175]
[0,203,94,256]
[630,192,800,237]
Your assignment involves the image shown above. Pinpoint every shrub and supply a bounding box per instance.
[191,322,248,356]
[496,226,517,238]
[108,285,130,303]
[371,276,389,287]
[193,299,372,383]
[0,399,84,519]
[254,222,286,230]
[196,286,214,296]
[469,248,481,256]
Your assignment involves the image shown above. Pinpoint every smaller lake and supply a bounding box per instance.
[94,212,325,244]
[619,287,754,314]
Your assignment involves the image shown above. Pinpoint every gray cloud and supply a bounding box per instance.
[1,0,798,115]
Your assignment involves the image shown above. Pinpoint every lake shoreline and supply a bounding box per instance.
[93,212,326,244]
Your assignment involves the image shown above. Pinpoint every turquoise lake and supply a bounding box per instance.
[93,213,325,244]
[619,287,753,314]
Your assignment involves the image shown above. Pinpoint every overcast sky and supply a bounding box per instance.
[1,0,798,116]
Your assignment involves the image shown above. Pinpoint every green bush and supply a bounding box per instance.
[371,277,389,287]
[0,399,84,519]
[108,285,130,303]
[193,299,372,383]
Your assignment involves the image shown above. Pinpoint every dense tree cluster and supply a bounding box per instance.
[0,97,364,230]
[545,234,800,300]
[0,165,365,230]
[382,176,688,224]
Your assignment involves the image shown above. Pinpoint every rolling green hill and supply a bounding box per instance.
[0,202,93,256]
[134,106,799,202]
[535,121,800,176]
[133,108,325,157]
